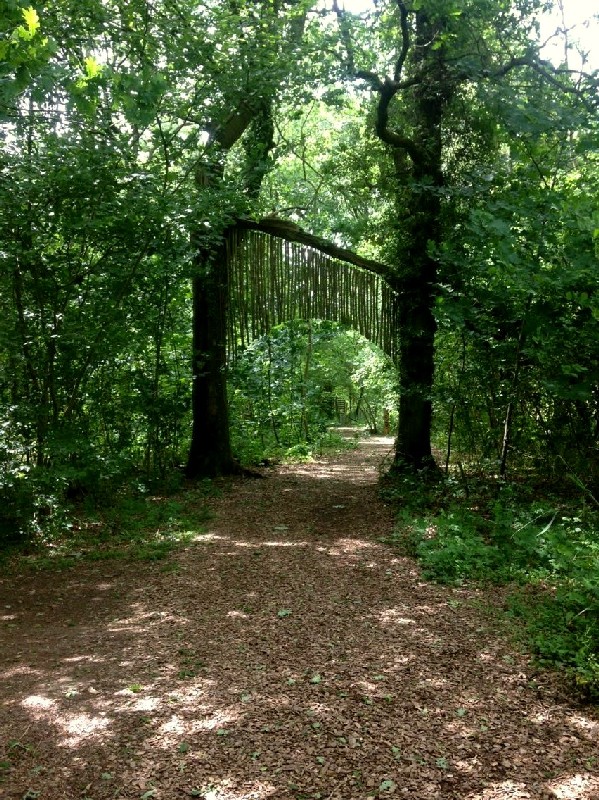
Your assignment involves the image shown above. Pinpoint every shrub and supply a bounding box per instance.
[388,480,599,698]
[392,506,501,585]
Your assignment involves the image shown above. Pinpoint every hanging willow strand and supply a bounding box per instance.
[225,229,397,360]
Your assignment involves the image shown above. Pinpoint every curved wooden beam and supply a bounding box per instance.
[236,218,395,285]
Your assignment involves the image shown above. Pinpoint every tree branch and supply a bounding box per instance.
[237,218,395,284]
[354,69,384,92]
[334,1,423,165]
[375,78,424,163]
[486,56,598,110]
[393,0,411,82]
[212,104,256,149]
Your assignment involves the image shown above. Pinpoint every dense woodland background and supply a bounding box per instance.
[0,0,598,694]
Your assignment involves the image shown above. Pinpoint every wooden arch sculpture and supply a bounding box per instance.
[226,219,397,359]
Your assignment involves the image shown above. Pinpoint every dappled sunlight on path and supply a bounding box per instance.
[0,431,598,799]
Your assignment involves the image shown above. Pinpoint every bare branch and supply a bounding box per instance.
[487,55,599,111]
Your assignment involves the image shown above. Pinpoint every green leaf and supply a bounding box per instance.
[12,6,40,42]
[23,7,40,33]
[379,779,397,792]
[277,609,292,618]
[84,56,102,80]
[141,791,157,799]
[178,742,190,753]
[309,673,322,684]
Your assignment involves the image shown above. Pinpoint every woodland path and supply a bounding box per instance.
[0,432,598,800]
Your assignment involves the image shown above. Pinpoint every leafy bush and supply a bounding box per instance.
[0,418,68,547]
[389,506,501,585]
[417,513,500,584]
[506,513,599,699]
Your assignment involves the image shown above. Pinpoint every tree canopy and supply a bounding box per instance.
[0,0,598,532]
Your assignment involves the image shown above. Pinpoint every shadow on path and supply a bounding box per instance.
[0,432,597,799]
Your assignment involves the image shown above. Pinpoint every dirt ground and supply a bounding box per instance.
[0,432,598,800]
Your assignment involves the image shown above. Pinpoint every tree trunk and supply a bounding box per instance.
[185,232,236,478]
[394,277,437,470]
[392,146,443,469]
[389,9,448,473]
[184,97,276,478]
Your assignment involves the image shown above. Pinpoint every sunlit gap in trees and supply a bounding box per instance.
[328,0,372,12]
[328,0,597,71]
[540,1,598,70]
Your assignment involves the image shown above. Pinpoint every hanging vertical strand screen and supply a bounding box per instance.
[226,227,396,359]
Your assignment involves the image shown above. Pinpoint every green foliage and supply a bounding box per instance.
[395,505,502,584]
[0,415,72,547]
[510,583,599,700]
[261,98,391,254]
[433,58,599,482]
[506,512,599,699]
[0,2,56,113]
[387,478,599,698]
[228,321,396,465]
[3,483,213,570]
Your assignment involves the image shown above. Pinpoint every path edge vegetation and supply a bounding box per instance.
[380,467,599,703]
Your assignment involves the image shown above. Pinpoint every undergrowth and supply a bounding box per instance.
[0,481,215,572]
[234,427,360,467]
[382,475,599,701]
